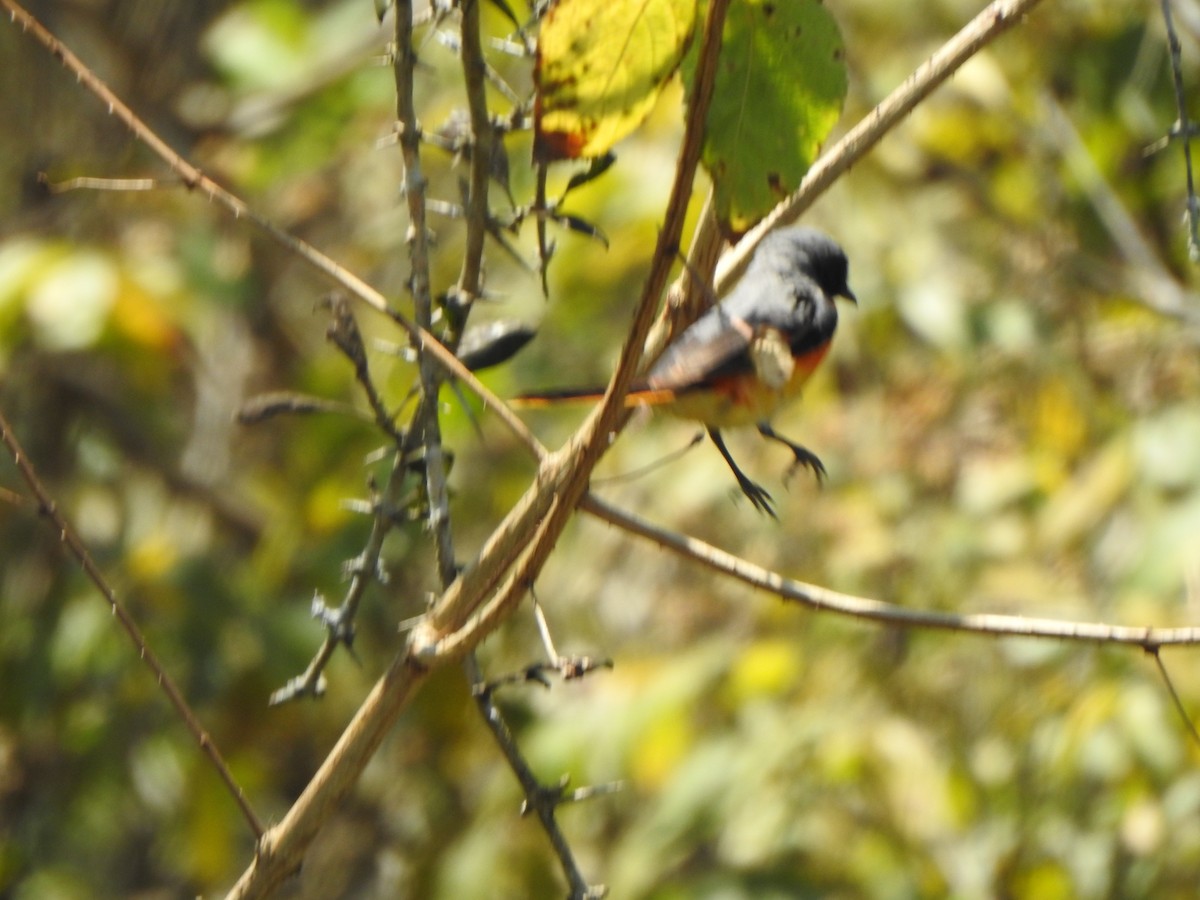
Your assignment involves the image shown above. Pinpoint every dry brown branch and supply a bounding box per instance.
[581,495,1200,648]
[0,409,265,838]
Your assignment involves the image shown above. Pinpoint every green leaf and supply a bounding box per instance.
[686,0,848,235]
[534,0,697,161]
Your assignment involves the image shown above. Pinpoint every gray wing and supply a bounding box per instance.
[644,304,756,392]
[644,264,800,392]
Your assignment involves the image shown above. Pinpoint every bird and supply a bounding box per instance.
[515,226,856,517]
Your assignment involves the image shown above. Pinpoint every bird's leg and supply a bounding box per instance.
[707,427,776,518]
[757,423,827,484]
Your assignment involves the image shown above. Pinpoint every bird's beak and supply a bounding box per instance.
[840,287,858,305]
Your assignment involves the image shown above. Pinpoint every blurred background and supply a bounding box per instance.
[3,0,1200,897]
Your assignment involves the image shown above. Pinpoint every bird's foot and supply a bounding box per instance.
[732,473,777,518]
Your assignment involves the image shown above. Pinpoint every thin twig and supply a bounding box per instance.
[466,654,605,899]
[581,494,1200,647]
[326,296,408,444]
[643,197,724,365]
[0,409,265,838]
[1148,648,1200,750]
[532,593,559,662]
[270,297,422,704]
[479,656,613,690]
[236,391,368,424]
[269,468,402,706]
[394,0,457,587]
[590,430,705,485]
[1160,0,1200,260]
[457,0,493,308]
[458,0,601,886]
[454,10,597,890]
[40,174,172,192]
[0,484,29,507]
[1041,92,1200,324]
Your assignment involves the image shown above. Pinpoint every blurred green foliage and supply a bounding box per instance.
[3,0,1200,897]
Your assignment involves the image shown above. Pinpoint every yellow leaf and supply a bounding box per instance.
[535,0,696,160]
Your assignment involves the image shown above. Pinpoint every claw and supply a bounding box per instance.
[708,428,778,519]
[758,423,826,485]
[734,475,777,517]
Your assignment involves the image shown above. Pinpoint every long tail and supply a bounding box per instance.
[512,385,675,408]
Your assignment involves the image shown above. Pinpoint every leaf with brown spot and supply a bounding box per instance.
[534,0,697,161]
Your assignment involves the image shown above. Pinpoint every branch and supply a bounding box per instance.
[581,494,1200,648]
[269,298,419,704]
[0,409,265,838]
[457,0,494,305]
[466,655,606,899]
[228,653,431,897]
[454,2,603,893]
[394,0,457,586]
[269,466,401,706]
[1148,648,1200,750]
[1160,0,1200,260]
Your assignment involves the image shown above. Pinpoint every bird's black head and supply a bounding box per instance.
[759,227,857,305]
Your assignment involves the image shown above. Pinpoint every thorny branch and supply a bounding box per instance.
[451,0,606,893]
[1160,0,1200,260]
[466,653,608,899]
[232,0,735,890]
[395,0,457,590]
[269,299,412,705]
